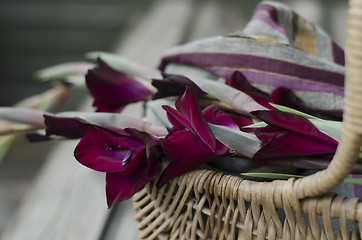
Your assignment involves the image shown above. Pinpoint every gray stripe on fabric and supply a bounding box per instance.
[242,20,289,43]
[164,36,345,75]
[255,84,344,110]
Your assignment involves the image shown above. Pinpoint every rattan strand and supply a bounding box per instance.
[133,0,362,239]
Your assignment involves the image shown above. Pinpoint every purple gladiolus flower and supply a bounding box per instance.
[202,105,239,130]
[74,125,162,207]
[251,110,338,163]
[151,73,206,100]
[26,115,88,141]
[44,115,87,139]
[271,87,342,120]
[157,87,231,187]
[86,59,154,113]
[226,71,273,109]
[225,112,255,130]
[227,71,342,120]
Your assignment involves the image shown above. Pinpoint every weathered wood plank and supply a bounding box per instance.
[0,136,109,240]
[0,0,195,239]
[112,0,195,66]
[0,3,143,29]
[187,1,247,41]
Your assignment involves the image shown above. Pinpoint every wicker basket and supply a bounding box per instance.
[132,1,362,239]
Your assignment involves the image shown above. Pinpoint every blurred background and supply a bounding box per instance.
[0,0,348,235]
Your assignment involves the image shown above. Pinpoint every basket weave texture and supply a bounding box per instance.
[133,0,362,239]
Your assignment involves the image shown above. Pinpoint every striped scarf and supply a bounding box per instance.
[159,1,345,119]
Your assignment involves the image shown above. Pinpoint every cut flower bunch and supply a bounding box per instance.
[1,1,361,208]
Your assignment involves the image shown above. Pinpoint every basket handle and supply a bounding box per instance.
[293,0,362,199]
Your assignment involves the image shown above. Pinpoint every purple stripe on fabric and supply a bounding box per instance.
[255,3,279,24]
[332,41,345,66]
[352,174,362,199]
[211,68,344,96]
[251,4,287,37]
[160,53,345,88]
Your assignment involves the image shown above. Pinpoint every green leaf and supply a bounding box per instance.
[191,78,266,113]
[62,75,86,87]
[310,119,342,141]
[270,103,318,119]
[0,135,17,164]
[243,121,267,129]
[57,111,167,137]
[0,108,46,127]
[209,124,261,158]
[36,62,93,82]
[344,177,362,184]
[248,103,343,141]
[146,99,173,129]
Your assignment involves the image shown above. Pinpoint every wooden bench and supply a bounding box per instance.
[0,1,343,239]
[0,1,247,239]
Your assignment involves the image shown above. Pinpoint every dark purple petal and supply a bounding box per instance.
[214,138,232,156]
[227,112,255,129]
[271,87,342,120]
[226,71,273,109]
[44,115,88,139]
[26,133,53,142]
[175,87,216,151]
[152,73,206,99]
[92,101,125,113]
[86,59,154,113]
[251,110,336,143]
[74,126,145,173]
[202,105,239,130]
[162,105,195,132]
[106,160,159,208]
[124,128,163,172]
[271,87,301,110]
[252,132,338,163]
[254,126,286,142]
[157,129,224,187]
[92,126,146,153]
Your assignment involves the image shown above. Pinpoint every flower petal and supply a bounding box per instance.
[162,105,195,132]
[74,126,145,173]
[252,132,338,163]
[44,115,87,139]
[175,87,216,151]
[92,101,125,113]
[254,126,287,142]
[202,105,239,130]
[157,129,222,187]
[226,71,272,109]
[86,59,153,113]
[271,87,300,110]
[271,87,342,120]
[106,160,159,208]
[227,112,255,129]
[124,128,163,172]
[152,73,206,99]
[251,110,335,143]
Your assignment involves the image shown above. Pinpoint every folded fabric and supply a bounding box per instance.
[154,0,361,202]
[159,1,345,119]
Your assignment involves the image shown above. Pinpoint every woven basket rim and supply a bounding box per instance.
[161,168,362,221]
